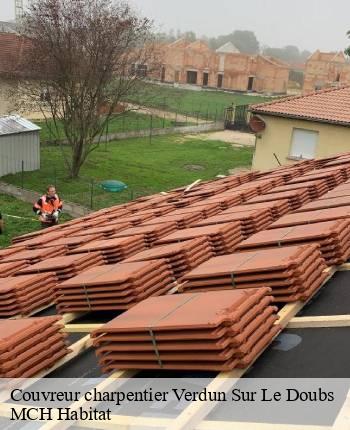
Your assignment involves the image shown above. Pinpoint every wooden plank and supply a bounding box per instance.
[338,263,350,271]
[288,315,350,329]
[184,179,201,193]
[64,323,103,333]
[62,312,87,324]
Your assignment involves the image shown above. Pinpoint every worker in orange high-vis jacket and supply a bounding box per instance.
[33,185,63,228]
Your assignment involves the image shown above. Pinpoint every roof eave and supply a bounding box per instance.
[249,110,350,128]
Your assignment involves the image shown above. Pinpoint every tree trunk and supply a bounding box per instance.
[70,141,84,178]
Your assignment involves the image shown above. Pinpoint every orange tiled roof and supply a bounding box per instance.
[250,86,350,126]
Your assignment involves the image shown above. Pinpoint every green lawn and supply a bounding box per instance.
[35,111,186,142]
[3,134,254,210]
[126,82,274,120]
[0,194,71,247]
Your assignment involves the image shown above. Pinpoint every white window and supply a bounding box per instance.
[289,128,318,159]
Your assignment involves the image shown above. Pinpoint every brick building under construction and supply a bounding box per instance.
[154,39,290,95]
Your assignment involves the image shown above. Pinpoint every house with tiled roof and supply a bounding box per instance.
[250,86,350,170]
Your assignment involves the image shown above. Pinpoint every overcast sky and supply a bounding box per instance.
[1,0,350,52]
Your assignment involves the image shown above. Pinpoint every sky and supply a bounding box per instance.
[1,0,350,52]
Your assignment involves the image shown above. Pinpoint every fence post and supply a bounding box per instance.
[215,106,218,123]
[163,113,165,128]
[90,179,94,209]
[54,167,57,188]
[175,112,178,126]
[105,119,109,151]
[21,160,24,189]
[122,114,126,132]
[196,112,199,125]
[149,115,153,145]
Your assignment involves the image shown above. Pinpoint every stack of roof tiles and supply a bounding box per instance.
[69,236,146,264]
[91,289,281,372]
[223,201,290,220]
[0,261,28,277]
[39,233,104,251]
[0,246,66,265]
[141,211,204,229]
[168,202,222,218]
[246,189,311,210]
[204,192,242,209]
[16,252,105,281]
[111,222,178,247]
[268,207,350,229]
[194,208,273,238]
[0,246,25,261]
[124,237,214,279]
[156,222,243,255]
[0,273,58,317]
[237,219,350,266]
[104,212,155,226]
[54,260,175,312]
[69,222,132,239]
[295,195,350,212]
[266,179,329,200]
[180,245,327,302]
[287,170,345,189]
[318,181,350,199]
[0,317,69,377]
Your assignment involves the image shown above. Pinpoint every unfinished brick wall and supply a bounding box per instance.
[303,51,350,93]
[154,39,289,95]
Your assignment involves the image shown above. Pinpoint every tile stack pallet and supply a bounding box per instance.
[0,317,69,377]
[156,222,243,255]
[180,244,327,302]
[54,260,175,313]
[246,189,311,210]
[124,237,214,279]
[0,246,66,265]
[268,207,350,229]
[0,261,29,277]
[16,252,105,281]
[111,222,178,247]
[223,200,290,220]
[265,179,330,200]
[236,219,350,266]
[194,208,273,238]
[91,289,281,372]
[68,236,146,264]
[0,273,58,317]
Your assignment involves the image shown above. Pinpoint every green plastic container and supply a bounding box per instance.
[100,180,127,193]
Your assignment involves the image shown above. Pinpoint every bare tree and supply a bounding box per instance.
[12,0,156,178]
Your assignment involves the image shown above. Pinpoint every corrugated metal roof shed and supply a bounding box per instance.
[0,115,41,136]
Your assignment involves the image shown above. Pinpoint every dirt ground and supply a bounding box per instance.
[185,130,256,147]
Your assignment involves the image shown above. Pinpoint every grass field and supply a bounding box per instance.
[3,134,254,209]
[36,111,183,142]
[0,194,71,248]
[126,82,274,120]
